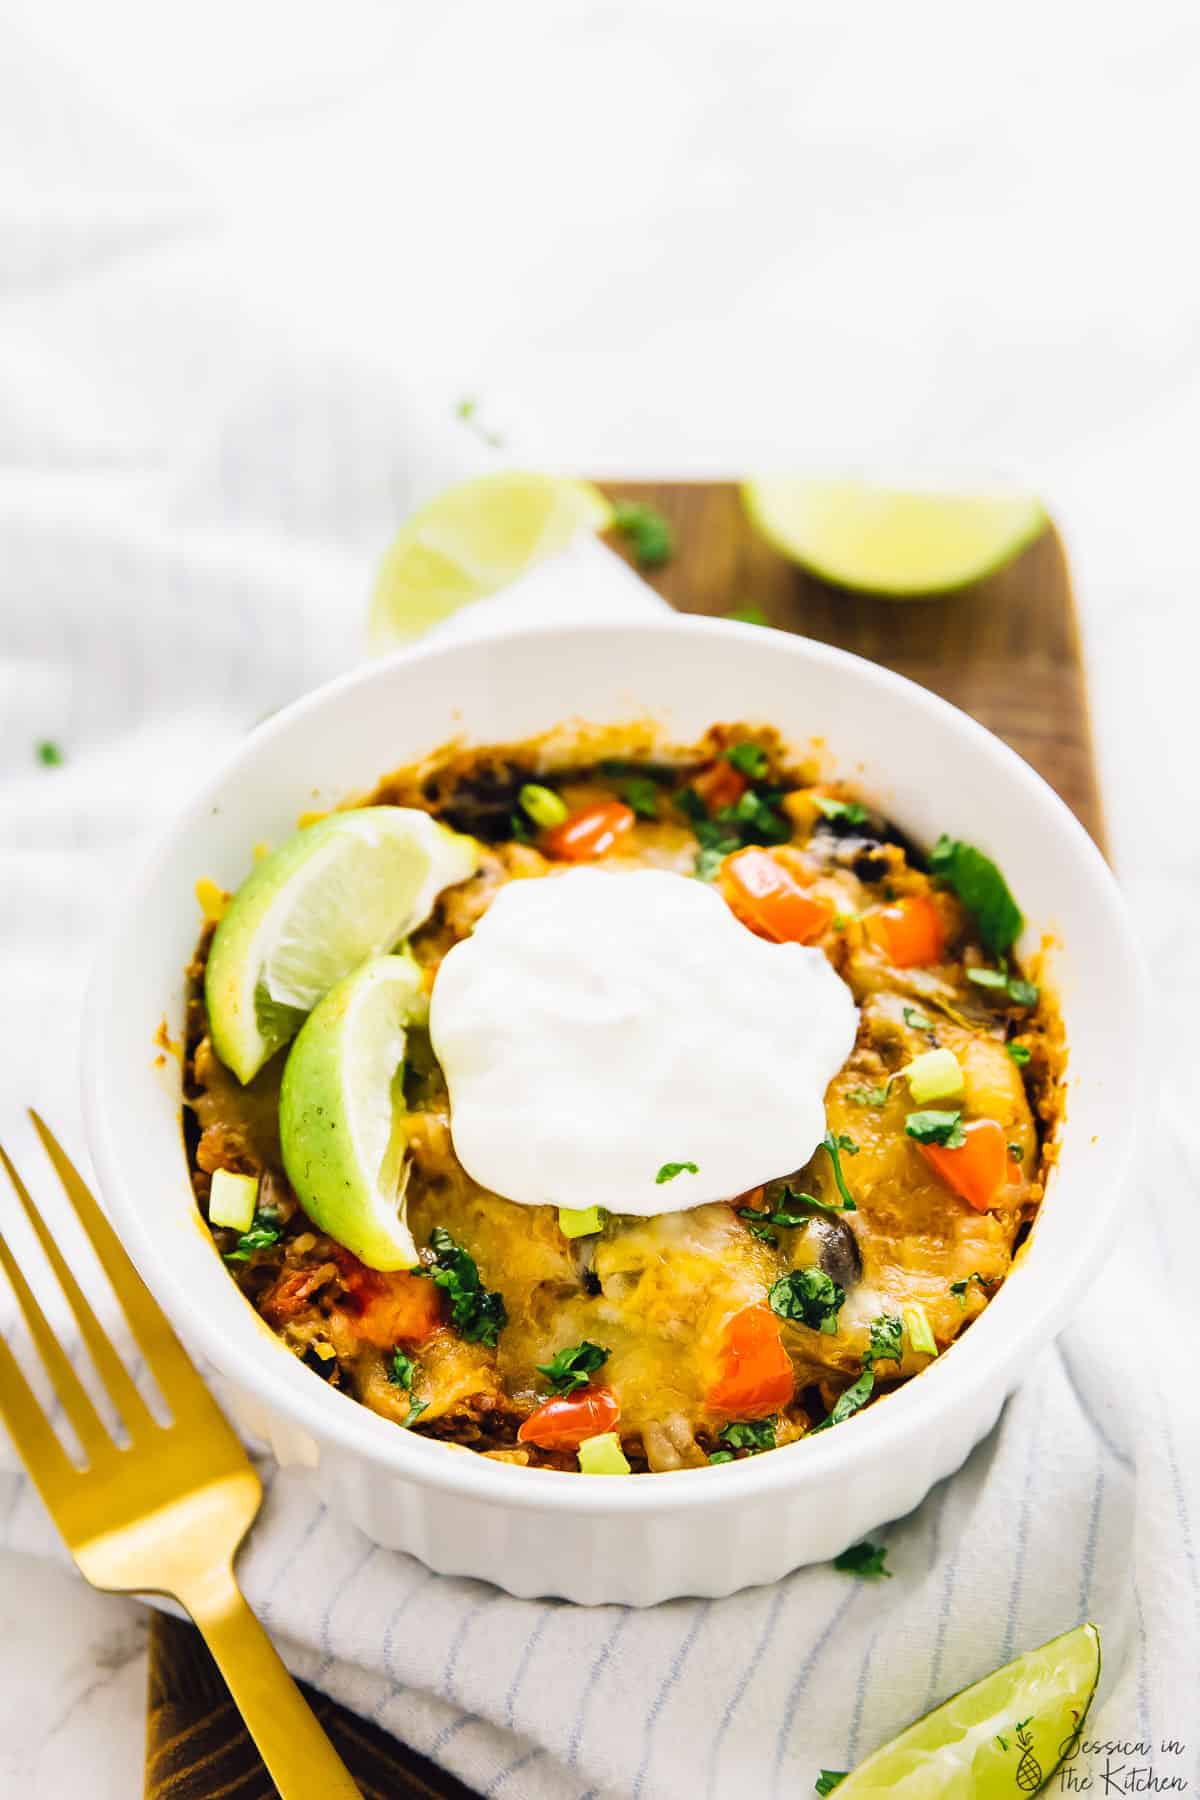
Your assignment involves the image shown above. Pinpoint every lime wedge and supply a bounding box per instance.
[279,954,427,1269]
[741,479,1046,596]
[835,1622,1100,1796]
[206,808,477,1083]
[369,472,613,649]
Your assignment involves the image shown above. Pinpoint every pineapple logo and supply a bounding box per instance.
[1012,1717,1042,1793]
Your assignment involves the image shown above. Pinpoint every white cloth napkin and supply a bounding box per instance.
[2,16,1199,1799]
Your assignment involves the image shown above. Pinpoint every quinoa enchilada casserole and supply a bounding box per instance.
[184,726,1063,1477]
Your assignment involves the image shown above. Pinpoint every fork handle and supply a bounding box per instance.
[176,1561,362,1799]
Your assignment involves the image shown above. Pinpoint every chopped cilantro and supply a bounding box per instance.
[719,1417,777,1454]
[611,499,672,569]
[620,776,660,820]
[509,808,534,843]
[725,741,770,779]
[36,740,64,767]
[454,396,503,448]
[905,1109,966,1148]
[725,604,769,626]
[833,1540,892,1580]
[815,1773,848,1796]
[715,786,791,844]
[536,1340,610,1395]
[967,967,1040,1008]
[866,1313,904,1368]
[388,1349,416,1390]
[656,1160,699,1183]
[769,1267,845,1335]
[808,1311,901,1435]
[950,1271,990,1308]
[848,1084,888,1107]
[693,843,731,882]
[1008,1142,1024,1161]
[737,1196,812,1244]
[422,1227,507,1346]
[222,1209,282,1263]
[814,795,868,826]
[676,762,790,879]
[821,1131,859,1210]
[902,1006,935,1039]
[708,1449,735,1464]
[928,835,1023,959]
[810,1366,876,1433]
[1007,1041,1032,1066]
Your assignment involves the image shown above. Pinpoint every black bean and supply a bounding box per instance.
[804,1214,862,1290]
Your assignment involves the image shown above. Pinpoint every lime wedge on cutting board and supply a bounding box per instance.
[206,808,478,1083]
[279,955,426,1270]
[741,479,1046,596]
[369,471,614,649]
[833,1622,1100,1796]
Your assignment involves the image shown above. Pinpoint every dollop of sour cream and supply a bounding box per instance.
[429,867,859,1215]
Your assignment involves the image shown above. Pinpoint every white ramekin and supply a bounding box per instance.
[82,617,1147,1606]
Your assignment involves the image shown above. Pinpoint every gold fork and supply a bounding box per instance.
[0,1113,361,1799]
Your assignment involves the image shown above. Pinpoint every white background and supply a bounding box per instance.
[2,1,1199,1791]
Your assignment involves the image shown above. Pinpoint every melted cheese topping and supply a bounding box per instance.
[429,867,858,1213]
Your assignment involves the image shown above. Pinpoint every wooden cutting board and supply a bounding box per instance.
[144,480,1103,1798]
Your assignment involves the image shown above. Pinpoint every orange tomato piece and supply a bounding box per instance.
[869,893,945,967]
[517,1385,621,1450]
[335,1257,444,1348]
[705,1305,795,1417]
[720,847,834,945]
[690,760,748,813]
[919,1118,1008,1212]
[543,801,636,861]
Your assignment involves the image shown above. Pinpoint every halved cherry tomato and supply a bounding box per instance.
[517,1385,621,1450]
[868,893,945,967]
[720,847,834,945]
[543,801,636,861]
[334,1256,443,1348]
[705,1305,795,1417]
[690,760,748,813]
[919,1118,1008,1213]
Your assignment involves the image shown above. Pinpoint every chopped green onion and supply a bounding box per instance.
[1007,1042,1032,1066]
[577,1431,631,1475]
[814,795,868,826]
[966,966,1009,990]
[208,1168,259,1233]
[518,783,569,830]
[903,1048,964,1106]
[558,1205,606,1239]
[903,1303,937,1358]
